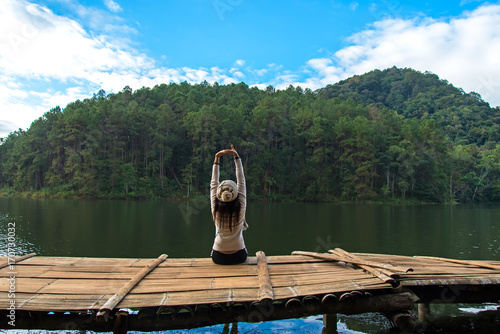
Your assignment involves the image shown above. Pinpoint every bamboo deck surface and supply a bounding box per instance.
[1,250,500,313]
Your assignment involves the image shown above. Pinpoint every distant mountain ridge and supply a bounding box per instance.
[318,66,499,145]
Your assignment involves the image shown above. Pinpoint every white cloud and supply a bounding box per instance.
[104,0,122,13]
[0,0,153,137]
[288,4,500,106]
[250,83,268,90]
[0,0,249,137]
[0,120,17,135]
[0,0,152,81]
[234,59,246,66]
[460,0,482,5]
[232,71,245,79]
[254,69,268,76]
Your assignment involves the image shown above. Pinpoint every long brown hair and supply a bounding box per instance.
[213,195,241,232]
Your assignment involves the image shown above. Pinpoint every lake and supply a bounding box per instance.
[1,197,499,333]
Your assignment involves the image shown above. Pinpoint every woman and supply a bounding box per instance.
[210,145,248,265]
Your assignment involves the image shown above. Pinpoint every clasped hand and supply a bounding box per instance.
[214,145,238,163]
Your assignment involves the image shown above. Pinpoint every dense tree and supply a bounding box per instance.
[1,68,499,203]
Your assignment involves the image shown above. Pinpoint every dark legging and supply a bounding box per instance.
[211,248,247,265]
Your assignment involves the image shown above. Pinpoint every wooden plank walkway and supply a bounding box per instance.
[1,249,500,331]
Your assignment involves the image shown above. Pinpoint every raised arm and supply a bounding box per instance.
[233,152,245,197]
[211,150,224,214]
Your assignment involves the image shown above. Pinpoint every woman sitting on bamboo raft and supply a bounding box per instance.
[210,145,248,265]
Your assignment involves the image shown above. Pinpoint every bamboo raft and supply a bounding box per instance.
[1,249,500,332]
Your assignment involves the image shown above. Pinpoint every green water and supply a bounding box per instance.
[1,198,499,333]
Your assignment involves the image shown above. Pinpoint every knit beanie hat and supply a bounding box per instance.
[217,180,238,202]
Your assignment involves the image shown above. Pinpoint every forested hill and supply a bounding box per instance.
[1,67,499,203]
[319,67,499,146]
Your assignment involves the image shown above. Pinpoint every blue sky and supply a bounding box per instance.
[1,0,500,138]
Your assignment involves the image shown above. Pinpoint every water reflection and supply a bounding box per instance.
[1,198,499,261]
[1,198,499,333]
[0,212,39,256]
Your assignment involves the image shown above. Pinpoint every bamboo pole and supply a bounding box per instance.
[332,248,402,279]
[329,249,397,285]
[386,311,417,332]
[256,251,274,301]
[97,253,168,321]
[418,303,431,324]
[323,313,338,334]
[0,253,37,269]
[113,310,129,334]
[9,292,415,332]
[330,248,406,277]
[414,256,500,270]
[292,251,412,273]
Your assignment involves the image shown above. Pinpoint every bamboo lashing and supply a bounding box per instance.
[329,249,397,285]
[96,253,168,321]
[0,253,37,269]
[414,256,500,271]
[292,251,413,273]
[256,251,274,301]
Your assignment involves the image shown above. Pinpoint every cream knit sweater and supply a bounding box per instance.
[210,158,248,252]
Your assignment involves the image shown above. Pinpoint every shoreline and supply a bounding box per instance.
[0,188,451,205]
